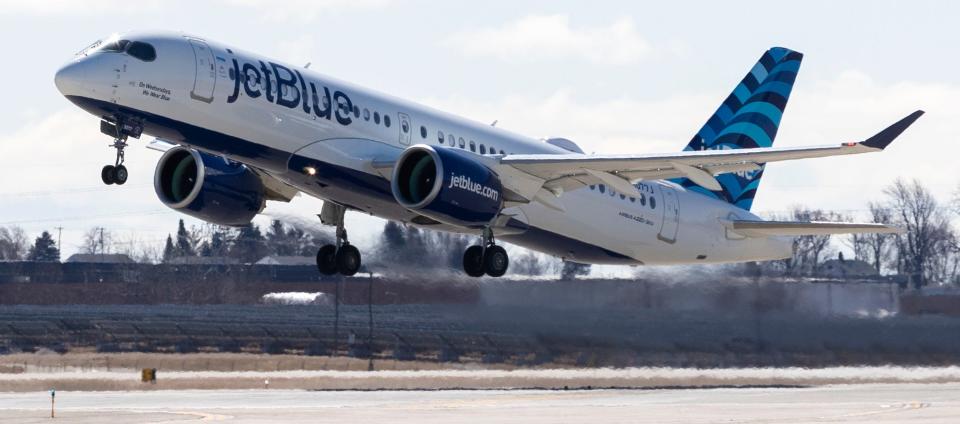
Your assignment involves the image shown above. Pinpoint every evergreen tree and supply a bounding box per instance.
[266,220,295,256]
[162,234,176,262]
[230,223,267,263]
[175,219,195,257]
[207,226,231,257]
[27,231,60,262]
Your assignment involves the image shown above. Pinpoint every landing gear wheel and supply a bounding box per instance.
[463,245,485,277]
[113,165,128,185]
[336,244,361,276]
[483,245,509,277]
[316,244,338,275]
[101,165,116,185]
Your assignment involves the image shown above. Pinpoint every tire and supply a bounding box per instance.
[101,165,116,185]
[113,165,128,185]
[462,245,485,277]
[336,244,361,276]
[483,245,509,278]
[316,244,338,275]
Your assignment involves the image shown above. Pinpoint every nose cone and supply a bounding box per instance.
[54,60,87,97]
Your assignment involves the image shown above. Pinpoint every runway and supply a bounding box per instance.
[1,384,958,423]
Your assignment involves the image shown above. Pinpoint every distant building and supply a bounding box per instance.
[164,256,240,265]
[65,254,135,264]
[818,258,879,279]
[255,256,316,266]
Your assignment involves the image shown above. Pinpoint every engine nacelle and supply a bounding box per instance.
[391,145,503,228]
[154,147,265,226]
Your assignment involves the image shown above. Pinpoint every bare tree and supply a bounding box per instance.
[863,202,894,274]
[884,178,954,288]
[80,227,112,255]
[0,226,28,260]
[788,206,835,274]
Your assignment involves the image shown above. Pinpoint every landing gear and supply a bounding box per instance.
[315,202,362,276]
[462,228,509,278]
[99,116,141,186]
[100,164,128,185]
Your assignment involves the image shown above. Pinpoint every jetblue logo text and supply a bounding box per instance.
[447,173,499,202]
[226,59,354,126]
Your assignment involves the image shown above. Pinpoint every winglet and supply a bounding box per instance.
[860,110,924,150]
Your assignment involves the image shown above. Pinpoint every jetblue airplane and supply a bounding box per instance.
[54,32,922,277]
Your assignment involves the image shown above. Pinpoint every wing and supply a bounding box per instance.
[497,110,923,200]
[728,220,904,237]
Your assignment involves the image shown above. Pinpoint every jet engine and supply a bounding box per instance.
[391,145,503,228]
[154,147,265,226]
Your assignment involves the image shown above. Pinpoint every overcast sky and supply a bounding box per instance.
[0,0,956,262]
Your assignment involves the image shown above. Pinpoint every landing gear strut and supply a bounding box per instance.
[315,202,362,276]
[99,117,142,186]
[463,228,509,278]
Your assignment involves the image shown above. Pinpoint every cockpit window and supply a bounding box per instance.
[126,41,156,62]
[101,39,131,52]
[99,39,156,62]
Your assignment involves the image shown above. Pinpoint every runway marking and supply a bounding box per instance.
[831,401,929,419]
[154,410,233,422]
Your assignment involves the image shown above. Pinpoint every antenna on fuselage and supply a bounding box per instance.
[304,62,312,69]
[490,120,498,127]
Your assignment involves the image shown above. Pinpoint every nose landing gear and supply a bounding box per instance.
[463,228,509,278]
[99,117,142,186]
[315,202,363,277]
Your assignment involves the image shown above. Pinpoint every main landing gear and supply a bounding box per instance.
[315,202,362,276]
[462,228,509,278]
[99,117,143,186]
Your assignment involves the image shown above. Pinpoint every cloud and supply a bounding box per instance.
[420,71,955,216]
[443,15,652,65]
[221,0,392,22]
[0,0,163,15]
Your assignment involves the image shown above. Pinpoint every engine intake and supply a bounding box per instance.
[154,147,265,226]
[391,145,503,228]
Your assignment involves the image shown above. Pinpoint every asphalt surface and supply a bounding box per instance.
[1,384,959,423]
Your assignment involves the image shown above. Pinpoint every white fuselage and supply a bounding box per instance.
[54,32,792,266]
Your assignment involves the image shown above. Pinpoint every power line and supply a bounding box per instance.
[0,209,172,226]
[0,184,150,198]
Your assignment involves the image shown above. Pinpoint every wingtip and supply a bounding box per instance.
[861,110,924,150]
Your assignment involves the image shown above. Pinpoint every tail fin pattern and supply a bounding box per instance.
[675,47,803,211]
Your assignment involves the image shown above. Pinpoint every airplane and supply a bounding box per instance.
[53,31,922,278]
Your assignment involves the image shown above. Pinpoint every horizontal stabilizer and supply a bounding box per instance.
[729,220,903,237]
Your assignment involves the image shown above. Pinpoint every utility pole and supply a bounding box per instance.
[368,274,374,371]
[99,227,105,259]
[54,227,63,254]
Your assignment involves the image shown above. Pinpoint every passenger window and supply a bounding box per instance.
[589,185,596,190]
[438,130,445,143]
[374,112,380,124]
[363,108,370,121]
[650,196,656,209]
[620,194,626,200]
[479,144,486,154]
[448,134,455,146]
[384,115,391,128]
[469,141,476,152]
[598,185,605,194]
[459,137,465,148]
[500,150,506,155]
[353,106,360,119]
[401,119,409,133]
[420,126,427,139]
[229,68,235,80]
[639,194,646,206]
[629,197,635,203]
